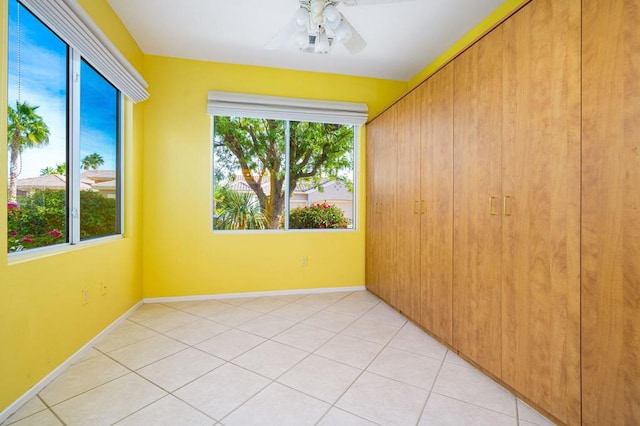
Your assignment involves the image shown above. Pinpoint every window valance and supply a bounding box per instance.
[207,91,368,125]
[20,0,149,103]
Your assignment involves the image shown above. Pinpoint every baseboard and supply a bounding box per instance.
[1,285,366,422]
[143,285,366,304]
[0,300,143,424]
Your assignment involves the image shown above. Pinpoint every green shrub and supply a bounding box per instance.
[289,203,348,229]
[7,189,117,252]
[214,186,267,230]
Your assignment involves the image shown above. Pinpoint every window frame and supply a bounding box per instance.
[210,116,360,233]
[7,0,125,257]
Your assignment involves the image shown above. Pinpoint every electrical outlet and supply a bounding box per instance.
[302,256,308,267]
[82,288,89,305]
[101,282,108,296]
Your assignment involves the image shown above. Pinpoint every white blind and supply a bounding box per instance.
[207,91,368,125]
[20,0,149,103]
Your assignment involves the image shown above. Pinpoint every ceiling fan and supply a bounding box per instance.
[266,0,412,55]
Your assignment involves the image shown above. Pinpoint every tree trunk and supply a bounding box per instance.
[267,175,285,229]
[269,191,286,229]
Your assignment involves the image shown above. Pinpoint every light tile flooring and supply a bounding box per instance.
[2,291,555,426]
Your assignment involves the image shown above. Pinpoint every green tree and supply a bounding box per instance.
[7,100,51,201]
[40,166,56,176]
[81,152,104,170]
[214,118,353,229]
[214,186,267,230]
[40,163,68,175]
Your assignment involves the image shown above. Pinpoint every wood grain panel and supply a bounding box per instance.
[582,0,640,424]
[500,0,581,423]
[365,117,383,297]
[367,107,398,307]
[453,27,504,378]
[419,65,454,344]
[395,92,422,321]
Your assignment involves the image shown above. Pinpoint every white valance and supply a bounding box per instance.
[207,91,368,125]
[20,0,149,103]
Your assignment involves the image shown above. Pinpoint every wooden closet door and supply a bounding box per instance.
[582,0,640,424]
[366,117,383,297]
[420,65,454,344]
[453,27,504,377]
[366,107,398,306]
[500,0,581,423]
[396,91,422,321]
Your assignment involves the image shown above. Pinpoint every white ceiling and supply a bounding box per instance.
[106,0,505,81]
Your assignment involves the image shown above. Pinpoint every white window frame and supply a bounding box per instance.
[8,0,129,256]
[208,91,366,233]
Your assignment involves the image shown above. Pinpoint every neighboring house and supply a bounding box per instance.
[16,174,93,197]
[16,170,116,199]
[81,170,117,199]
[291,180,354,222]
[225,177,354,222]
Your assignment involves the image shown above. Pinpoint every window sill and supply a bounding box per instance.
[7,234,124,266]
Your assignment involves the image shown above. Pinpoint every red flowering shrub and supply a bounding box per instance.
[289,203,348,229]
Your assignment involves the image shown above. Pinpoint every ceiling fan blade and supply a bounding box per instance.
[336,14,367,54]
[265,17,296,50]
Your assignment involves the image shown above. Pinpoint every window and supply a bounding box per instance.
[212,117,357,231]
[7,0,122,252]
[79,60,121,240]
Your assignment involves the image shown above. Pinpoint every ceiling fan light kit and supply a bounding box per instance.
[268,0,410,55]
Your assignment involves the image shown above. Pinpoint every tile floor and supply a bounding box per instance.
[2,290,556,426]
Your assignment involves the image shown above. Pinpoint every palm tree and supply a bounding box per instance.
[81,152,104,170]
[40,166,56,176]
[215,187,267,230]
[8,100,50,201]
[54,163,66,175]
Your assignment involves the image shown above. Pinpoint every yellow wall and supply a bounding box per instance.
[408,0,529,89]
[141,56,406,298]
[0,0,145,412]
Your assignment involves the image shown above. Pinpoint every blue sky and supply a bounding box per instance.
[7,0,118,179]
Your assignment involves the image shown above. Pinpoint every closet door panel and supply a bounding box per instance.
[396,92,422,321]
[500,0,582,423]
[420,65,454,344]
[366,117,383,297]
[453,27,504,377]
[377,107,399,307]
[582,0,640,424]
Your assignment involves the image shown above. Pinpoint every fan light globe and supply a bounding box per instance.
[315,30,330,54]
[323,5,340,24]
[295,30,309,48]
[294,8,309,27]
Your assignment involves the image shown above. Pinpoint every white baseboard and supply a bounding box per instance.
[0,300,143,424]
[143,285,366,304]
[1,285,366,422]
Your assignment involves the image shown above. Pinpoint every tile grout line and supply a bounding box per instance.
[313,298,404,425]
[22,291,549,425]
[216,292,378,425]
[414,350,452,425]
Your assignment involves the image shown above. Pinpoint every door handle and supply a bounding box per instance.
[489,196,498,216]
[420,200,426,214]
[414,201,419,214]
[504,196,513,216]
